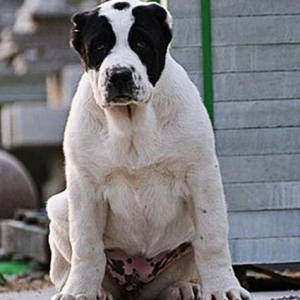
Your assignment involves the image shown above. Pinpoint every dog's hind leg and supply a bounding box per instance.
[48,237,71,291]
[47,191,122,300]
[47,191,72,291]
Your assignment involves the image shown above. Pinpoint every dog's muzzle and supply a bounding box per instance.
[105,67,137,105]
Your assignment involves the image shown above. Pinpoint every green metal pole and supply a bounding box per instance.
[201,0,214,126]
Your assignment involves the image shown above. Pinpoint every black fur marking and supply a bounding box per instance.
[109,259,125,275]
[113,2,130,10]
[71,10,116,70]
[129,4,172,86]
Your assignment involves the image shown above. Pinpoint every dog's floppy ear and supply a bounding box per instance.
[133,4,173,46]
[147,4,173,30]
[70,9,99,55]
[71,12,87,28]
[70,12,89,54]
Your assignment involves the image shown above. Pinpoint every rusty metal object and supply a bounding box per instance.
[0,150,38,218]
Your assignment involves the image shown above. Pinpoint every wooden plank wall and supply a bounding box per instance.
[0,68,46,104]
[168,0,300,264]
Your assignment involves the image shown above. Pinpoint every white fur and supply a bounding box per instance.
[48,1,252,300]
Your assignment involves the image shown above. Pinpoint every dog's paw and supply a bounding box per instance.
[158,282,201,300]
[51,289,113,300]
[202,286,252,300]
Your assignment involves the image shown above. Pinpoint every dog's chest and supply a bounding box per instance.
[103,162,194,255]
[104,163,189,220]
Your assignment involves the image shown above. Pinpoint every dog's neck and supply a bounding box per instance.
[103,103,160,169]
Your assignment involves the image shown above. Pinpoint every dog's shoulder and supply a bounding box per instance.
[63,74,108,158]
[155,54,215,149]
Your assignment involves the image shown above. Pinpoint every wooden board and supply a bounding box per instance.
[166,1,200,18]
[228,210,300,239]
[1,220,49,263]
[214,100,300,129]
[213,44,300,73]
[185,72,300,102]
[213,15,300,46]
[229,236,300,264]
[214,72,300,102]
[1,103,68,149]
[173,15,300,47]
[213,0,300,18]
[172,18,202,48]
[216,128,300,156]
[0,75,46,104]
[225,181,300,212]
[171,48,202,74]
[0,0,23,29]
[172,45,300,73]
[187,72,203,95]
[168,0,300,18]
[219,154,300,184]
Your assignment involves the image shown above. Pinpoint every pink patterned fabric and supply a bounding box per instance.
[105,243,192,293]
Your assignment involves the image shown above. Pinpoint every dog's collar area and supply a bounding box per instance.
[105,243,192,294]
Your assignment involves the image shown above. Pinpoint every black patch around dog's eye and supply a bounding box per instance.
[113,2,130,10]
[71,11,116,71]
[129,4,172,86]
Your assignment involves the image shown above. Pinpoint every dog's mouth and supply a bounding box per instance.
[111,95,133,104]
[105,103,137,120]
[102,92,151,120]
[103,93,138,119]
[103,94,136,107]
[103,92,147,108]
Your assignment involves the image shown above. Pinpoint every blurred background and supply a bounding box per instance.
[0,0,299,296]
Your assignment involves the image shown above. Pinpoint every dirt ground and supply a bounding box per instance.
[0,273,52,293]
[0,287,55,300]
[0,273,54,300]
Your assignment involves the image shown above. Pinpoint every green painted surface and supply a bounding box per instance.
[0,262,30,276]
[201,0,214,125]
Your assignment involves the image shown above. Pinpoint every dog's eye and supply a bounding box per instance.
[95,42,106,51]
[136,40,147,49]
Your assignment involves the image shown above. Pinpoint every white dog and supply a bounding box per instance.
[47,1,252,300]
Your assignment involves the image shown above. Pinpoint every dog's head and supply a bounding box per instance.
[71,0,172,108]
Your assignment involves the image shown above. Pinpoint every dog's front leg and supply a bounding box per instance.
[187,155,252,300]
[52,175,110,300]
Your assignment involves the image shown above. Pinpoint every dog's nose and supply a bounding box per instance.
[109,68,133,85]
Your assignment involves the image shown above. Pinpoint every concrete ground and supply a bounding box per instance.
[1,288,300,300]
[0,287,55,300]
